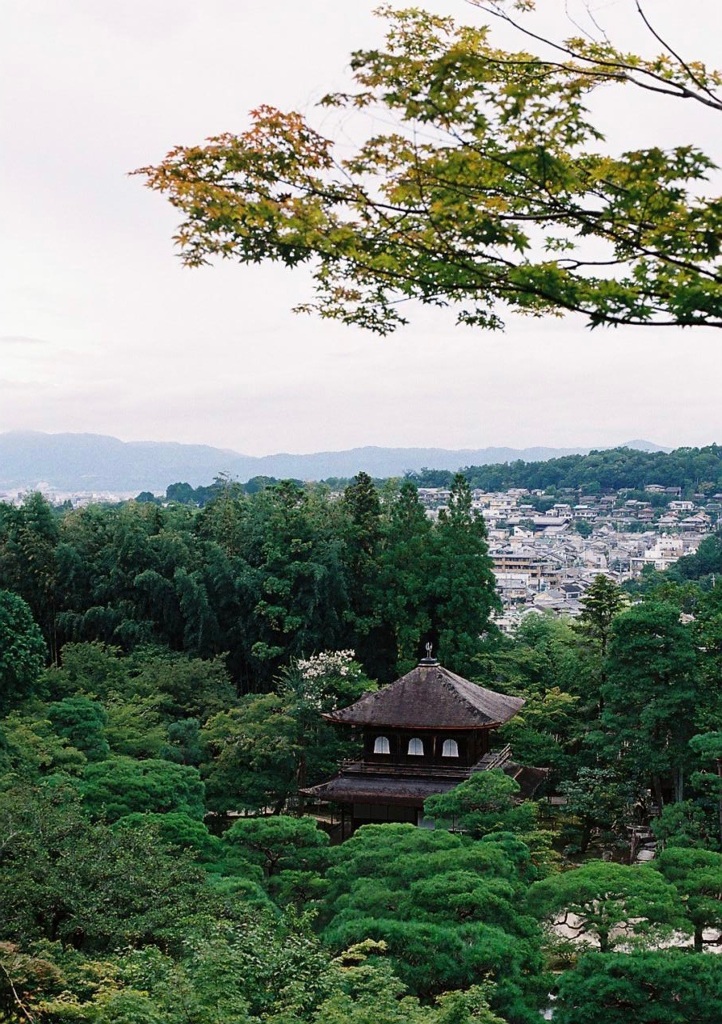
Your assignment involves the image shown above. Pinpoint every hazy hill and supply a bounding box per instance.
[0,431,668,493]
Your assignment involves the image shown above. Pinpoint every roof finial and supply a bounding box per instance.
[419,642,438,666]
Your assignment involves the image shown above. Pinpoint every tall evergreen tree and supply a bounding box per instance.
[0,494,61,662]
[427,475,501,675]
[573,575,626,717]
[0,590,47,712]
[603,601,701,805]
[379,482,434,675]
[342,473,394,680]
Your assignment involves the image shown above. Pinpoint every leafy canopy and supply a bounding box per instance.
[322,824,546,1014]
[528,860,687,953]
[554,950,722,1024]
[139,3,722,334]
[0,590,46,713]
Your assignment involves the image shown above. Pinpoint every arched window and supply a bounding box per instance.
[442,739,459,758]
[408,737,424,756]
[373,736,390,755]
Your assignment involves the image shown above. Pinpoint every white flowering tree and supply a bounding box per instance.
[280,650,376,811]
[286,650,371,711]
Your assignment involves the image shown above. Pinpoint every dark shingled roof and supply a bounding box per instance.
[503,762,550,800]
[302,760,548,806]
[302,772,465,806]
[326,662,524,729]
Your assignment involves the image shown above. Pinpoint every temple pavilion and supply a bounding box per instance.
[303,652,545,834]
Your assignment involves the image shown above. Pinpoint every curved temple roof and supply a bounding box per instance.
[325,661,524,730]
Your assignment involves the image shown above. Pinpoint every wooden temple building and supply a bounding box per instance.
[303,653,546,834]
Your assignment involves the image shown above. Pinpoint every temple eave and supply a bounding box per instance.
[301,772,467,806]
[322,714,503,731]
[301,760,549,806]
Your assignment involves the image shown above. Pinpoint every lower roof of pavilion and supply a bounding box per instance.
[302,753,548,807]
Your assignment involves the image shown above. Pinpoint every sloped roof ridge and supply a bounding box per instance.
[438,665,525,720]
[327,662,524,727]
[426,667,490,720]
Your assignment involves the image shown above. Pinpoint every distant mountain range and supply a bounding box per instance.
[0,431,670,494]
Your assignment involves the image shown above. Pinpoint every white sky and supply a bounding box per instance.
[1,0,721,456]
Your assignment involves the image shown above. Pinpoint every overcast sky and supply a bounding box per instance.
[1,0,720,456]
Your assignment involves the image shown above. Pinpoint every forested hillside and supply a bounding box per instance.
[152,444,722,505]
[408,445,722,495]
[1,478,721,1021]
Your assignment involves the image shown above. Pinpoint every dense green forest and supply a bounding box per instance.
[1,478,721,1022]
[0,475,498,686]
[405,444,722,495]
